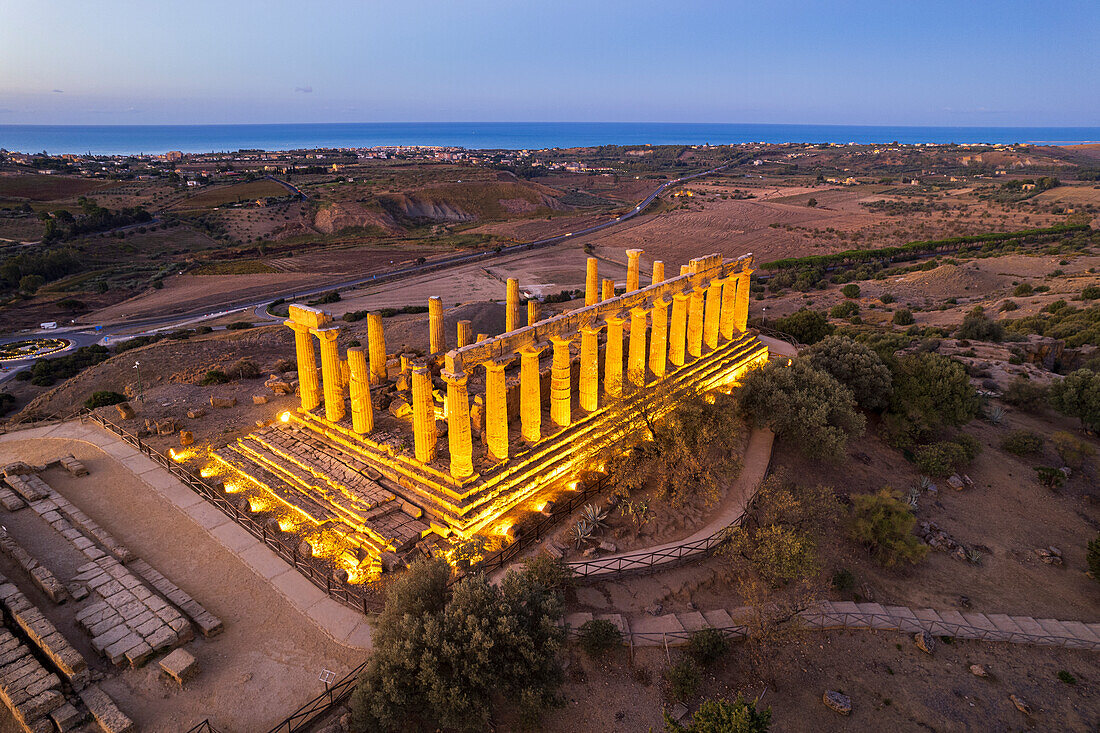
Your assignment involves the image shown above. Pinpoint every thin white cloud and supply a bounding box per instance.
[294,86,312,93]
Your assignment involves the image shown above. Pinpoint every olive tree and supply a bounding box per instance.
[738,359,865,459]
[1050,369,1100,431]
[804,335,893,411]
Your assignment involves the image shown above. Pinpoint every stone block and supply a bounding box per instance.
[80,684,134,733]
[104,633,142,666]
[210,396,237,409]
[115,403,136,420]
[145,626,177,651]
[50,702,84,732]
[179,430,195,446]
[124,641,155,668]
[22,688,63,720]
[91,625,129,654]
[252,394,269,405]
[159,648,198,685]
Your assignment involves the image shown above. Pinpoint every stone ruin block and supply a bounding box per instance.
[115,403,136,420]
[158,648,198,685]
[58,455,88,477]
[209,396,237,409]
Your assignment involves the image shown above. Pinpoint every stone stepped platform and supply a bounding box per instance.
[0,528,66,604]
[0,577,88,689]
[128,560,223,638]
[0,626,65,732]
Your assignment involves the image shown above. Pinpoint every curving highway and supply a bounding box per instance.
[0,162,734,380]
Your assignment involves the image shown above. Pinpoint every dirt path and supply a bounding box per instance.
[0,430,366,732]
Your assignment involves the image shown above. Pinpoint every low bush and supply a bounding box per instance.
[841,283,861,299]
[914,441,969,477]
[686,629,729,667]
[880,293,895,304]
[1014,283,1034,296]
[228,358,261,379]
[1002,378,1049,412]
[1001,430,1043,456]
[225,321,253,330]
[1087,533,1100,582]
[200,369,229,385]
[1034,466,1066,489]
[850,489,928,567]
[1051,431,1094,468]
[773,308,832,344]
[664,696,772,733]
[664,658,700,701]
[83,390,126,409]
[830,301,859,318]
[892,309,915,326]
[578,618,621,657]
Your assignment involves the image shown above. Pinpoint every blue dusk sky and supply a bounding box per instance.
[1,0,1096,126]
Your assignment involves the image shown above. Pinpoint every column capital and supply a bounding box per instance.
[482,356,515,371]
[284,319,310,333]
[548,333,575,346]
[441,368,468,386]
[519,341,549,356]
[739,267,756,278]
[311,326,340,341]
[603,311,627,325]
[673,289,691,301]
[650,295,672,309]
[630,304,651,316]
[579,323,605,335]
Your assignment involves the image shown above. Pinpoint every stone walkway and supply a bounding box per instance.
[0,420,373,651]
[565,601,1100,651]
[562,428,775,578]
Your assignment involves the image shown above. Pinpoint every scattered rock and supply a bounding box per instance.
[969,664,989,678]
[947,474,965,490]
[252,394,269,405]
[823,690,852,715]
[957,595,972,609]
[543,543,563,560]
[179,431,194,446]
[598,541,617,553]
[1036,547,1064,566]
[388,399,411,419]
[186,408,206,419]
[210,396,237,409]
[1009,694,1031,716]
[59,454,88,477]
[115,403,136,420]
[669,703,689,722]
[914,631,936,655]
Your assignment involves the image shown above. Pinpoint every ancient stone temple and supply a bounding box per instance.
[211,250,768,577]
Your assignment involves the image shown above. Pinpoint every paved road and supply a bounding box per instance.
[0,162,735,379]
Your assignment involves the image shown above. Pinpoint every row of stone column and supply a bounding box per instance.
[430,264,753,479]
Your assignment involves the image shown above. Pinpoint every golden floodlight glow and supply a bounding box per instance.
[280,411,291,423]
[223,481,244,494]
[534,501,548,512]
[494,522,512,537]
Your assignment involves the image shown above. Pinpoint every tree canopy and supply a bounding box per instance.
[804,335,893,411]
[890,352,978,429]
[1049,369,1100,431]
[349,558,565,732]
[738,359,865,459]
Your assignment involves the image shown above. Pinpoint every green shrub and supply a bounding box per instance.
[1002,378,1049,412]
[850,489,928,567]
[1000,430,1043,456]
[880,293,895,304]
[914,441,969,477]
[1082,285,1100,300]
[83,391,126,409]
[1050,369,1100,431]
[225,321,253,330]
[832,568,856,592]
[804,335,893,411]
[999,299,1019,312]
[1014,283,1034,296]
[665,696,772,733]
[200,369,229,385]
[890,353,979,428]
[1034,466,1066,489]
[1087,533,1100,581]
[773,308,832,344]
[578,618,621,657]
[686,629,729,667]
[892,309,915,326]
[1058,670,1078,685]
[665,658,701,701]
[830,301,859,319]
[956,306,1005,341]
[841,283,861,299]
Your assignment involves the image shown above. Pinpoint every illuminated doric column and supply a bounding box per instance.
[286,321,321,411]
[428,296,445,355]
[687,287,705,359]
[457,319,472,348]
[411,361,437,463]
[628,306,648,386]
[579,325,603,412]
[314,327,345,422]
[651,260,665,285]
[649,297,669,379]
[734,269,754,332]
[719,275,738,341]
[506,278,521,333]
[442,355,473,479]
[484,358,512,461]
[347,347,373,435]
[585,257,599,306]
[602,278,616,301]
[549,335,573,428]
[603,314,625,399]
[704,279,722,351]
[626,249,643,292]
[367,312,387,384]
[520,344,546,443]
[528,299,541,326]
[669,292,689,367]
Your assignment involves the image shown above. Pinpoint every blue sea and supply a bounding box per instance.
[1,122,1098,156]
